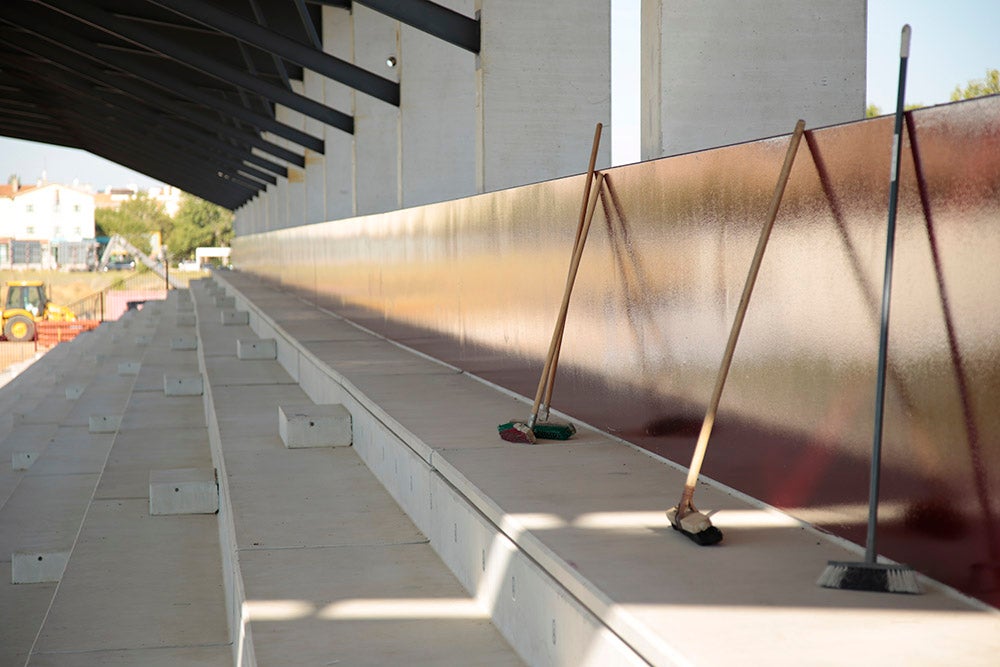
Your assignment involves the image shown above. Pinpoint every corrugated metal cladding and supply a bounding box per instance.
[235,96,1000,607]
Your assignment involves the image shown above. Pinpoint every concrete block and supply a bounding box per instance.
[220,310,249,326]
[214,296,235,309]
[65,383,85,400]
[170,335,198,351]
[12,547,70,584]
[89,414,121,433]
[177,300,194,312]
[163,374,204,397]
[135,334,151,346]
[237,338,277,360]
[279,404,353,448]
[117,361,140,376]
[12,451,37,470]
[177,312,196,327]
[149,468,218,515]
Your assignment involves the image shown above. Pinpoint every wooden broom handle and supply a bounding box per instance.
[678,119,806,512]
[530,123,603,423]
[530,171,606,426]
[541,124,603,415]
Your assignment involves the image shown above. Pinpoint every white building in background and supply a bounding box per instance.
[0,178,97,269]
[0,181,96,241]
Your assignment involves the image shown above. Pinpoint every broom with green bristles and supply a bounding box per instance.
[499,124,604,444]
[818,25,921,595]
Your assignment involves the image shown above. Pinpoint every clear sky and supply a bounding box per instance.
[0,0,996,185]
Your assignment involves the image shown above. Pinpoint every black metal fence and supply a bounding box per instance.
[67,268,170,321]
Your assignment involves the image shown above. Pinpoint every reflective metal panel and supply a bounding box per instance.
[234,97,1000,606]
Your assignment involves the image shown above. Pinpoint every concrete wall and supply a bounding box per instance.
[400,0,477,208]
[640,0,867,158]
[232,97,1000,608]
[234,0,612,234]
[476,0,611,192]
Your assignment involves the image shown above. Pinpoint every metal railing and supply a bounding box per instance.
[67,267,170,322]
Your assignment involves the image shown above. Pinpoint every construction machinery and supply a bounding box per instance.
[1,281,76,342]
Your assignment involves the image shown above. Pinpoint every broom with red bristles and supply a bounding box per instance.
[499,124,604,444]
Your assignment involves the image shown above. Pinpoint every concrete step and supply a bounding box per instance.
[192,279,523,666]
[0,291,231,667]
[209,270,1000,667]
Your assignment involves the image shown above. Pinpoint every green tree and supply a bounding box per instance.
[94,193,171,254]
[865,104,882,118]
[167,194,233,261]
[951,68,1000,101]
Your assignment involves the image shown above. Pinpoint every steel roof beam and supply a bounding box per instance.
[28,94,260,200]
[145,0,399,105]
[0,26,303,171]
[0,17,316,159]
[36,0,354,133]
[48,83,279,187]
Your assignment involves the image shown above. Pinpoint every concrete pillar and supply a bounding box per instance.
[304,68,328,224]
[640,0,866,158]
[278,404,353,448]
[149,468,219,515]
[399,0,477,207]
[277,82,308,229]
[476,0,612,192]
[353,5,401,215]
[220,310,250,326]
[322,6,356,220]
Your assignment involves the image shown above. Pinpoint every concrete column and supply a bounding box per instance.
[322,6,356,220]
[353,5,401,216]
[277,82,308,228]
[304,68,328,224]
[399,0,477,208]
[476,0,611,193]
[640,0,866,159]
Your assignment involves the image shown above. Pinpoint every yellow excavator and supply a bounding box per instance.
[1,281,76,342]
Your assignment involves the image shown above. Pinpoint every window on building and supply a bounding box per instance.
[25,204,33,213]
[74,227,82,235]
[26,226,35,235]
[73,204,81,212]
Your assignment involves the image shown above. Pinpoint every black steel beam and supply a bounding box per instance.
[353,0,480,53]
[32,94,260,201]
[0,124,82,148]
[35,72,279,188]
[0,15,318,158]
[0,25,303,171]
[145,0,399,105]
[36,0,354,133]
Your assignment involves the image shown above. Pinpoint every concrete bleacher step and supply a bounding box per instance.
[204,270,1000,667]
[192,278,523,665]
[0,291,231,666]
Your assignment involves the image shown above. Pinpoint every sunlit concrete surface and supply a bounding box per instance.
[206,270,1000,666]
[2,275,996,666]
[194,278,521,665]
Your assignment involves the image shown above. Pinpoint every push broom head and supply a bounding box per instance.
[498,421,536,444]
[666,506,723,546]
[818,561,921,594]
[529,420,576,441]
[498,419,576,443]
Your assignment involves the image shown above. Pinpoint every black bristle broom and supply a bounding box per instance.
[667,118,806,545]
[818,25,921,595]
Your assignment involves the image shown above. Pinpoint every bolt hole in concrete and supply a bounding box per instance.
[309,421,315,427]
[37,556,43,561]
[175,487,180,492]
